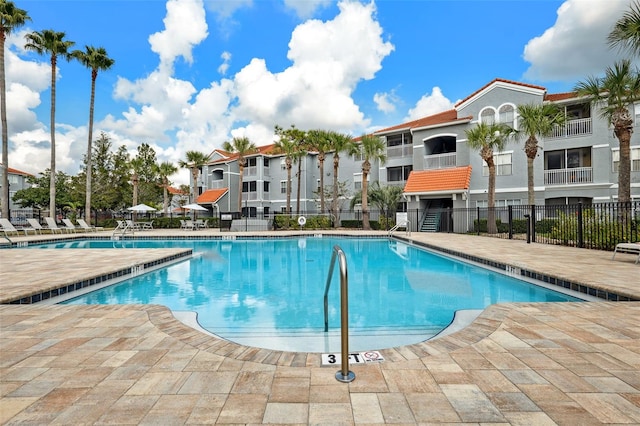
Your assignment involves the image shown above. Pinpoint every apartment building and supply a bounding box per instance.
[193,78,640,228]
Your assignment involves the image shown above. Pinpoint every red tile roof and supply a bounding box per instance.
[375,109,471,135]
[197,188,228,203]
[168,186,187,195]
[404,166,472,194]
[4,166,33,176]
[544,92,577,102]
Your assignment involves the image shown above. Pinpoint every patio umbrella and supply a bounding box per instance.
[182,203,207,211]
[182,203,208,220]
[127,203,156,212]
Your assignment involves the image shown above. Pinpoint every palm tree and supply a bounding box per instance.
[0,1,29,220]
[608,1,640,56]
[24,29,75,219]
[130,157,143,208]
[178,151,210,205]
[327,131,357,228]
[465,122,515,234]
[72,46,114,223]
[574,59,640,204]
[274,126,298,215]
[357,134,386,230]
[222,137,256,213]
[516,103,565,205]
[369,182,403,228]
[307,129,331,213]
[156,161,178,214]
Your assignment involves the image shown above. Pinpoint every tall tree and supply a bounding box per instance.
[465,122,515,234]
[306,129,331,213]
[24,29,75,218]
[274,126,297,215]
[179,150,210,205]
[129,156,143,208]
[0,1,29,219]
[72,45,114,222]
[357,134,386,230]
[327,131,357,228]
[574,59,640,204]
[608,1,640,56]
[156,161,177,214]
[222,137,256,213]
[516,103,565,205]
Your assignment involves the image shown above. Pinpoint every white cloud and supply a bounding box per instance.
[148,0,209,71]
[283,0,332,19]
[373,91,397,114]
[405,87,455,121]
[523,0,633,82]
[204,0,252,20]
[7,0,395,187]
[218,51,232,75]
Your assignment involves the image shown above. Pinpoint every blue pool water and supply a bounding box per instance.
[43,237,581,352]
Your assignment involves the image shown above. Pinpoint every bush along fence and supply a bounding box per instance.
[402,201,639,251]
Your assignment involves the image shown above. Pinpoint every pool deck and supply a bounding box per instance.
[1,229,640,424]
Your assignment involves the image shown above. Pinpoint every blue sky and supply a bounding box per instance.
[6,0,634,185]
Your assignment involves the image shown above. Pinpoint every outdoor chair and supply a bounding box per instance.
[0,218,36,236]
[62,218,84,233]
[612,242,640,265]
[77,219,104,232]
[43,217,65,234]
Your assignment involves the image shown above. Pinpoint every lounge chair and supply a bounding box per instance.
[26,218,44,234]
[612,242,640,264]
[62,218,84,233]
[43,217,65,234]
[0,218,36,236]
[77,218,104,232]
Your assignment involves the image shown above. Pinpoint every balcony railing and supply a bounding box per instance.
[387,145,412,158]
[423,152,456,169]
[550,117,592,138]
[245,166,257,177]
[209,179,225,189]
[544,167,593,185]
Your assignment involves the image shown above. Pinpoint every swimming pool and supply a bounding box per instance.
[39,236,583,352]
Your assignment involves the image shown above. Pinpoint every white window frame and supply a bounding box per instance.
[612,147,640,172]
[482,152,513,176]
[498,104,515,128]
[479,107,497,125]
[280,180,287,194]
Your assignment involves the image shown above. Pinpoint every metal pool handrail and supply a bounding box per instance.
[323,245,355,383]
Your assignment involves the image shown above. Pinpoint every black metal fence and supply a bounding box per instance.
[403,201,639,251]
[9,202,638,251]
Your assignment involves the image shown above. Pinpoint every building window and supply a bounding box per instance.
[263,181,270,192]
[613,147,640,172]
[387,165,412,182]
[264,158,269,168]
[280,181,287,194]
[476,199,522,208]
[499,104,515,128]
[480,108,496,125]
[482,152,512,176]
[353,151,364,162]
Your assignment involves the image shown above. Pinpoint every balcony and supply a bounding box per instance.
[544,167,593,185]
[423,152,456,170]
[209,179,225,189]
[550,118,592,138]
[387,144,412,159]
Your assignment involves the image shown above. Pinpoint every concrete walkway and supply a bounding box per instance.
[1,230,639,424]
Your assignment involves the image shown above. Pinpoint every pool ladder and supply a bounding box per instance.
[323,245,355,383]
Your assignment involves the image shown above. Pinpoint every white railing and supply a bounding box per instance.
[209,179,225,189]
[423,152,456,169]
[550,118,592,138]
[544,167,593,185]
[245,166,257,177]
[387,145,412,158]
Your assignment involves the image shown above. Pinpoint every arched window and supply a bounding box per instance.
[499,104,515,128]
[480,108,496,124]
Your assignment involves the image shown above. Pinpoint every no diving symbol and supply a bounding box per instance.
[363,351,383,362]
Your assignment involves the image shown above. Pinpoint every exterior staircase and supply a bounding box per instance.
[420,200,444,232]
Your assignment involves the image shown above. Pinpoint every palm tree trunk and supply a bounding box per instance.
[238,165,244,213]
[487,166,497,234]
[319,156,325,213]
[296,158,302,215]
[286,162,292,215]
[49,55,57,219]
[332,156,339,229]
[0,31,9,220]
[617,128,632,204]
[362,163,370,230]
[85,70,97,223]
[527,156,535,205]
